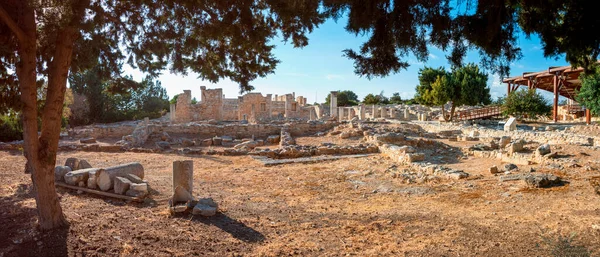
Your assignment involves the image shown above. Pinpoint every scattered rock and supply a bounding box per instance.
[54,166,72,182]
[504,163,518,172]
[156,141,171,150]
[161,132,170,141]
[499,136,511,149]
[234,140,258,150]
[536,144,551,156]
[80,137,97,144]
[125,183,148,197]
[523,174,562,188]
[77,159,93,170]
[489,165,500,174]
[114,177,132,195]
[182,139,194,147]
[192,198,218,216]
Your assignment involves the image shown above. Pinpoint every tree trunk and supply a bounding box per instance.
[441,105,450,122]
[449,103,456,122]
[14,5,68,231]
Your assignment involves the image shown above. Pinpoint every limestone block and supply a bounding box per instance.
[405,153,425,163]
[212,137,222,146]
[80,137,97,144]
[182,139,194,147]
[504,117,517,131]
[77,159,93,170]
[156,141,171,150]
[114,177,132,195]
[535,144,551,156]
[234,140,258,149]
[125,183,148,197]
[54,166,72,182]
[507,141,524,154]
[193,198,218,216]
[489,165,500,174]
[499,136,511,148]
[267,135,280,145]
[173,160,193,200]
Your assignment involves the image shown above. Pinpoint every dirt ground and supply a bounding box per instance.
[2,134,600,256]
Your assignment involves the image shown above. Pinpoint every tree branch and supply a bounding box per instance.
[0,4,28,44]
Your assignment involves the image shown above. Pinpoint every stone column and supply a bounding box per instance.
[170,104,177,122]
[348,108,355,120]
[284,97,290,118]
[338,107,344,122]
[380,107,387,118]
[359,104,366,120]
[404,109,410,120]
[330,91,338,118]
[390,108,396,119]
[173,160,193,202]
[372,105,378,118]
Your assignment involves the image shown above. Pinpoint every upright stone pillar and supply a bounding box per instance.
[330,91,338,118]
[380,107,387,118]
[170,104,177,122]
[284,97,290,118]
[359,105,366,120]
[390,108,396,119]
[338,107,344,122]
[404,109,410,120]
[348,108,355,120]
[372,105,378,118]
[173,160,194,202]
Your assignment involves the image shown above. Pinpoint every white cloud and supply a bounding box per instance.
[325,74,344,80]
[428,53,438,59]
[489,73,503,88]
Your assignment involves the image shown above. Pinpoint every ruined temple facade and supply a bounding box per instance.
[170,86,311,123]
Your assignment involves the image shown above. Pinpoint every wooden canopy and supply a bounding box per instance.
[502,63,595,123]
[502,65,585,100]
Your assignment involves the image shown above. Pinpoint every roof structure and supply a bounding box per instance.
[502,65,586,100]
[501,62,599,123]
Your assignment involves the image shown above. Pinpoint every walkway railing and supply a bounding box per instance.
[455,106,503,121]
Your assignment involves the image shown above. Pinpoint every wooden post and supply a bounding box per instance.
[586,109,592,125]
[507,82,511,95]
[553,74,559,123]
[527,79,532,90]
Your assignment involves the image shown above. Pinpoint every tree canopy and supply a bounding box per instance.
[325,90,359,106]
[577,67,600,116]
[416,64,490,121]
[362,91,389,105]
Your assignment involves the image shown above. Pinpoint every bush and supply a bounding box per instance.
[503,89,551,120]
[0,114,23,142]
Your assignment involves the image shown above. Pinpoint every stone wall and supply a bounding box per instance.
[416,121,596,146]
[171,87,311,123]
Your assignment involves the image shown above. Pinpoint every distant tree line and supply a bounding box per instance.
[68,68,170,126]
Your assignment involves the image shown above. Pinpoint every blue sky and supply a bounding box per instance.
[125,18,569,104]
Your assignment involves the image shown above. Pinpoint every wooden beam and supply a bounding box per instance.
[586,109,592,125]
[56,182,145,202]
[553,74,559,122]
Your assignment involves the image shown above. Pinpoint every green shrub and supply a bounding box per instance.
[0,114,23,142]
[503,89,551,120]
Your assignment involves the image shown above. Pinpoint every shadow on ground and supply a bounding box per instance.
[191,213,265,243]
[0,183,69,257]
